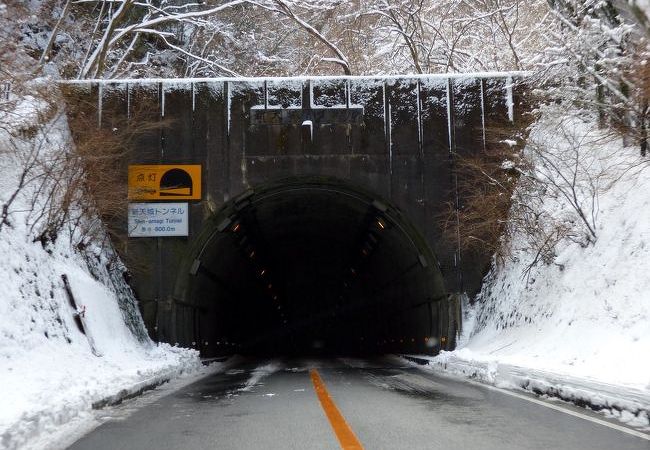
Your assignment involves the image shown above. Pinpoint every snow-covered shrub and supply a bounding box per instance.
[495,105,648,278]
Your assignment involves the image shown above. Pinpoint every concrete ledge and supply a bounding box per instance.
[200,356,231,366]
[92,377,169,409]
[91,355,235,410]
[400,354,433,366]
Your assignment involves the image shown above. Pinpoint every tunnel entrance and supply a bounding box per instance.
[175,177,448,357]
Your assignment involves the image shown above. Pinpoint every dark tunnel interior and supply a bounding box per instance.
[178,178,449,357]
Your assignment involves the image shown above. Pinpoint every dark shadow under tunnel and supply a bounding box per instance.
[174,177,450,357]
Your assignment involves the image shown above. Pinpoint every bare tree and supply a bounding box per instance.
[358,0,547,74]
[77,0,251,79]
[259,0,352,75]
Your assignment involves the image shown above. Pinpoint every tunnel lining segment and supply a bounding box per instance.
[194,184,429,266]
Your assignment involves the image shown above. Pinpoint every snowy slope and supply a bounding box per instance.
[0,95,201,450]
[431,109,650,428]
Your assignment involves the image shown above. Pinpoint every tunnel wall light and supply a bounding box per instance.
[234,190,254,208]
[372,199,388,212]
[217,217,232,232]
[189,259,201,276]
[418,254,428,268]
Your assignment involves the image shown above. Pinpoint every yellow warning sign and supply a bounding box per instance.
[128,165,201,200]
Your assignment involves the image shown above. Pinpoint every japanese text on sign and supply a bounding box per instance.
[128,202,189,237]
[128,165,201,200]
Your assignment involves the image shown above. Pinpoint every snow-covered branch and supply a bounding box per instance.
[79,0,249,78]
[258,0,353,75]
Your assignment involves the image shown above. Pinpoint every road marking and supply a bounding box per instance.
[310,369,364,450]
[469,378,650,441]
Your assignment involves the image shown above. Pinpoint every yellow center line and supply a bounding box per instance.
[310,369,364,450]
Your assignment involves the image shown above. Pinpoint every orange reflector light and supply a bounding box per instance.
[232,223,241,232]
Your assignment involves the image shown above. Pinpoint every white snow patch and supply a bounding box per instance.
[238,362,282,392]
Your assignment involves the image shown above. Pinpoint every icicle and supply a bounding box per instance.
[480,79,486,151]
[126,83,131,120]
[446,79,453,153]
[455,172,462,265]
[346,79,351,108]
[388,102,393,176]
[97,83,103,128]
[264,80,268,109]
[191,82,195,112]
[382,83,387,136]
[416,81,422,146]
[161,83,166,117]
[506,76,514,122]
[226,81,231,137]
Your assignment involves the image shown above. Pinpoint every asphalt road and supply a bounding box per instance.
[68,357,650,450]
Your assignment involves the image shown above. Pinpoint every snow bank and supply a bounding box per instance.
[428,109,650,429]
[0,97,201,450]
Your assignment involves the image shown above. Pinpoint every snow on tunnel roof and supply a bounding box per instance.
[59,71,530,86]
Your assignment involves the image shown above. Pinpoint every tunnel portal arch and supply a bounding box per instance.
[174,177,449,356]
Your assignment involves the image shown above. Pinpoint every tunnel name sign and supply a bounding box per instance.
[128,202,188,237]
[128,165,201,200]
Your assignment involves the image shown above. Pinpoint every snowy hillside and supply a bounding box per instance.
[432,109,650,428]
[0,94,201,450]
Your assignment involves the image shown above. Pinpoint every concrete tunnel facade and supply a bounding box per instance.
[63,74,526,356]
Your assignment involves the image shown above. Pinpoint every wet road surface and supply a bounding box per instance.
[68,357,650,450]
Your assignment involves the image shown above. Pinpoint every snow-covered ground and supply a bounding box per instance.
[0,95,201,450]
[421,108,650,429]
